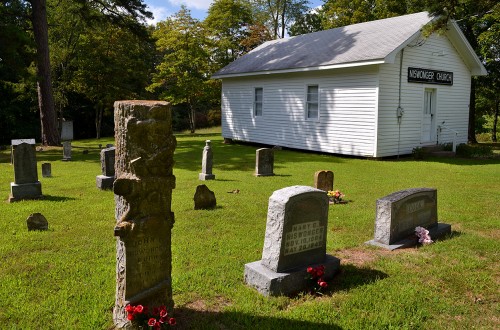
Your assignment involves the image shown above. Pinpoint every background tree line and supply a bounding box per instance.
[0,0,498,145]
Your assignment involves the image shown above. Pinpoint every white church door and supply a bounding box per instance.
[421,88,436,143]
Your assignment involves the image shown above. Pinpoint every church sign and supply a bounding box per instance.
[408,67,453,85]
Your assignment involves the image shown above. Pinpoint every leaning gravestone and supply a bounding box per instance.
[194,184,216,210]
[314,170,334,192]
[255,148,274,176]
[112,100,176,328]
[62,141,72,161]
[26,213,48,231]
[96,147,116,190]
[365,188,451,250]
[199,140,215,180]
[244,186,340,296]
[41,163,52,177]
[9,142,42,202]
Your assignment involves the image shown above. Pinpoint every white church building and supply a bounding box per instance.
[212,12,486,157]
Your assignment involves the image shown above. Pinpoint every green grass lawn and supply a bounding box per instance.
[0,129,499,329]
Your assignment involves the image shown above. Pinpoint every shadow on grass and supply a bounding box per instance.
[331,264,388,292]
[173,308,343,329]
[42,195,77,202]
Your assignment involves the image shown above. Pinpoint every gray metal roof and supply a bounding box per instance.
[213,12,433,78]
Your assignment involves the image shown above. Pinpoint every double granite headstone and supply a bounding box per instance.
[366,188,451,250]
[96,147,116,190]
[112,100,176,328]
[9,140,42,202]
[244,186,340,296]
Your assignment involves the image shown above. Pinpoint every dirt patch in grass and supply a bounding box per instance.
[334,247,416,267]
[183,295,231,313]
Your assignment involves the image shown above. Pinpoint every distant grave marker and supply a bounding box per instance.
[26,213,48,231]
[366,188,451,250]
[112,100,176,328]
[199,140,215,180]
[193,184,216,210]
[244,186,340,296]
[62,141,72,161]
[255,148,274,176]
[314,170,334,192]
[61,120,73,141]
[96,147,115,190]
[42,163,52,177]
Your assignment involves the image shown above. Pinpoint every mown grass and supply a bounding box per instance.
[0,129,498,329]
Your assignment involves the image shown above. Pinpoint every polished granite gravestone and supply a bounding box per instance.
[366,188,451,250]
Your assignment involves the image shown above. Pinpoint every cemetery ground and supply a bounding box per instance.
[0,129,499,329]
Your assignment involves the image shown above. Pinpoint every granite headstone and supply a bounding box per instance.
[9,142,42,202]
[366,188,451,250]
[96,147,115,190]
[244,186,340,296]
[42,163,52,177]
[255,148,274,176]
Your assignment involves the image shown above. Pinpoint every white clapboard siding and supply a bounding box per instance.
[377,33,472,157]
[221,67,379,156]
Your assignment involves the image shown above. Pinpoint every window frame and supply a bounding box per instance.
[305,84,320,121]
[253,87,263,117]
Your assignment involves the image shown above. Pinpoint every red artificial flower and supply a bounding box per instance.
[125,304,135,313]
[148,318,157,327]
[127,313,134,321]
[307,267,313,274]
[160,309,168,318]
[168,317,177,325]
[134,305,144,314]
[316,270,324,277]
[153,307,160,316]
[154,324,161,330]
[318,280,328,288]
[160,315,168,324]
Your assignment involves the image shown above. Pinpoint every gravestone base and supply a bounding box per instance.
[254,172,275,177]
[365,222,451,250]
[244,254,340,297]
[199,173,215,180]
[9,181,42,202]
[96,175,114,190]
[62,157,71,162]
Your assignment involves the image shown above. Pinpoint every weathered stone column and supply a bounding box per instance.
[199,140,215,180]
[112,100,176,328]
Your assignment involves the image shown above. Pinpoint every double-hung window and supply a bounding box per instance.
[254,87,263,117]
[306,85,319,120]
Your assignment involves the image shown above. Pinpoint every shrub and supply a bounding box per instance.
[207,108,221,126]
[412,147,427,160]
[456,143,493,158]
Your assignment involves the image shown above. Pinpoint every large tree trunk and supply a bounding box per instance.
[30,0,60,146]
[468,77,478,144]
